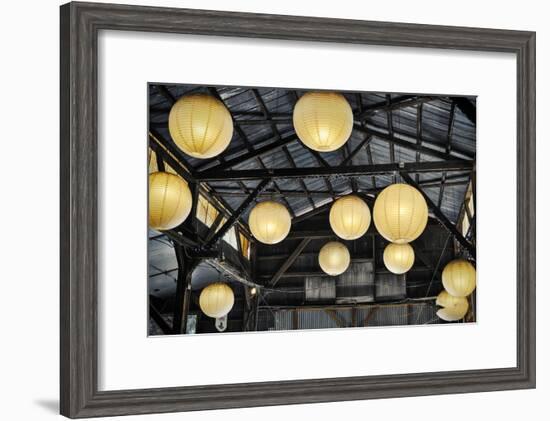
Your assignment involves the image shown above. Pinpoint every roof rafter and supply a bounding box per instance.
[269,238,312,287]
[197,160,473,182]
[400,172,475,260]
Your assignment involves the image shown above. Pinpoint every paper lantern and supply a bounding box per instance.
[373,183,428,244]
[199,282,235,319]
[319,241,350,276]
[436,308,468,322]
[442,259,476,297]
[383,243,415,274]
[149,172,192,231]
[168,94,233,159]
[293,92,353,152]
[436,290,469,321]
[329,195,371,240]
[249,201,291,245]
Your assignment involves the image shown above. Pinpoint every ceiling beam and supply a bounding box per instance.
[149,299,172,335]
[148,131,195,184]
[197,160,473,182]
[339,134,372,166]
[153,84,176,104]
[400,172,476,260]
[285,230,338,240]
[197,133,298,172]
[204,179,270,248]
[438,102,457,208]
[450,97,476,124]
[207,177,469,197]
[357,124,472,161]
[269,238,311,287]
[355,95,435,121]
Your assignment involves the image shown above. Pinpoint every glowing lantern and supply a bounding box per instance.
[149,172,192,231]
[292,92,353,152]
[248,201,291,245]
[168,94,233,159]
[373,183,428,243]
[329,195,371,240]
[199,283,235,319]
[319,241,350,276]
[442,259,476,297]
[436,290,469,321]
[383,243,415,274]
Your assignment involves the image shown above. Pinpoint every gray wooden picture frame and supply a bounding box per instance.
[60,1,536,418]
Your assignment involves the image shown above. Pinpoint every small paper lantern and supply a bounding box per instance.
[383,243,415,274]
[442,259,477,297]
[249,201,291,245]
[373,183,429,244]
[329,195,371,240]
[293,92,353,152]
[168,94,233,159]
[199,282,235,318]
[436,290,469,321]
[319,241,350,276]
[436,308,468,322]
[149,172,192,231]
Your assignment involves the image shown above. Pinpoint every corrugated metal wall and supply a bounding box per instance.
[268,302,440,331]
[305,277,336,302]
[336,261,375,304]
[375,272,406,300]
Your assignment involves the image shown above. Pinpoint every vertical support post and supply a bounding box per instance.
[253,294,260,331]
[172,245,195,334]
[372,234,377,302]
[187,179,199,232]
[242,284,252,332]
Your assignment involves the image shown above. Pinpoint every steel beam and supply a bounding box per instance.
[198,133,298,172]
[269,239,312,287]
[198,160,473,182]
[205,179,270,248]
[400,172,476,260]
[172,246,197,334]
[149,299,172,335]
[339,135,372,166]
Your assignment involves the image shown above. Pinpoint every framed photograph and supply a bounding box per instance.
[60,1,536,418]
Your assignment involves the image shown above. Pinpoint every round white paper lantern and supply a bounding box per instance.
[383,243,415,274]
[199,282,235,319]
[442,259,476,297]
[148,172,192,231]
[293,92,353,152]
[319,241,351,276]
[373,183,429,244]
[329,195,371,240]
[248,201,292,245]
[168,94,233,159]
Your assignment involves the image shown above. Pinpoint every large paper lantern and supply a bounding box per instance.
[199,282,235,319]
[383,243,415,274]
[249,201,291,245]
[329,195,371,240]
[442,259,476,297]
[373,183,429,244]
[436,290,469,321]
[149,172,192,231]
[168,94,233,159]
[293,92,353,152]
[319,241,350,276]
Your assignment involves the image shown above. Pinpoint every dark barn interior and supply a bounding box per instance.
[147,84,476,335]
